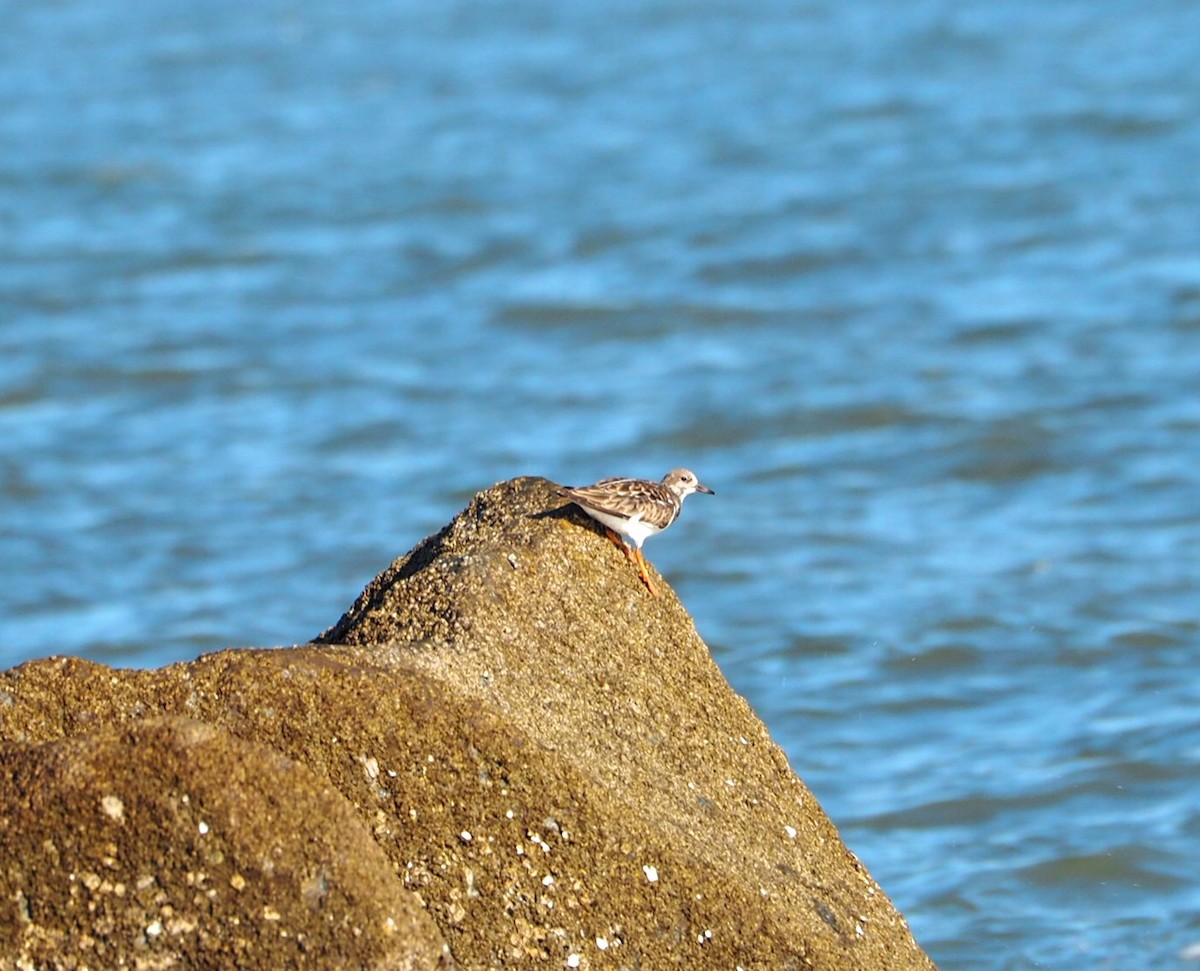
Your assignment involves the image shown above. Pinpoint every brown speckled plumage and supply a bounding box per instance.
[557,468,714,596]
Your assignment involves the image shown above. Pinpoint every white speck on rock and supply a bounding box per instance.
[146,920,163,937]
[642,864,658,883]
[100,795,124,822]
[198,821,209,836]
[784,825,797,839]
[566,954,581,968]
[460,831,473,843]
[596,936,608,950]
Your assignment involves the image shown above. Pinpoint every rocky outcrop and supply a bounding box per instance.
[0,716,447,970]
[0,476,937,970]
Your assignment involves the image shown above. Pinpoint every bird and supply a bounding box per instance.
[556,468,714,597]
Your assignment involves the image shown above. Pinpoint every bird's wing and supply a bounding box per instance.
[560,479,679,530]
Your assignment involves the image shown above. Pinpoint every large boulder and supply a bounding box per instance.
[0,714,449,970]
[0,476,936,970]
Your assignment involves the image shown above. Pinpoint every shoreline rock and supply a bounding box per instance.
[0,476,937,969]
[0,715,447,969]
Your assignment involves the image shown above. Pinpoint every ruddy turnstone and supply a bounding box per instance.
[557,468,714,597]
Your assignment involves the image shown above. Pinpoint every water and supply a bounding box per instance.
[3,1,1200,966]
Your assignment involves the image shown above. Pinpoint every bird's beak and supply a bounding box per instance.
[696,483,715,495]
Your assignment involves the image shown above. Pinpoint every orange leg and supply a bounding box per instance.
[603,529,657,596]
[633,547,659,598]
[604,528,634,562]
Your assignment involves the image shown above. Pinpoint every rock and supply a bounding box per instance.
[0,476,937,970]
[0,715,449,970]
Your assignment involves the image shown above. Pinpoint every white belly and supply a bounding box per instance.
[583,508,662,548]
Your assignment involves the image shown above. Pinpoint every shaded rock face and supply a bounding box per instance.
[0,476,937,970]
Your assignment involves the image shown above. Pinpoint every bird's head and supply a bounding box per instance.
[662,468,715,500]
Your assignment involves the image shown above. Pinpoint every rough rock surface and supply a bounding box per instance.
[0,476,937,970]
[0,716,447,970]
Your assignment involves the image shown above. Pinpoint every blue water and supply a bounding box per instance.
[3,1,1200,966]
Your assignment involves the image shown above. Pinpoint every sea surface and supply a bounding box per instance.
[3,1,1199,967]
